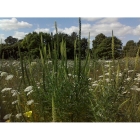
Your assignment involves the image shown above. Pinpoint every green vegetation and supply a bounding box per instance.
[1,18,140,122]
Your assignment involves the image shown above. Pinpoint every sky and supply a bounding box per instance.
[0,17,140,48]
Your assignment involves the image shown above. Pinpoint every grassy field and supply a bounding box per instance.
[1,56,140,122]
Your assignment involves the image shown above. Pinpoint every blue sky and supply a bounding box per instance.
[0,17,140,47]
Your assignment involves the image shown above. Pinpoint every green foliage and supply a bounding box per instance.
[123,40,138,57]
[2,24,140,61]
[94,36,122,59]
[112,30,115,61]
[5,36,18,45]
[21,32,52,58]
[92,33,107,50]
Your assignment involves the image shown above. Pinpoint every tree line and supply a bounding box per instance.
[0,31,140,60]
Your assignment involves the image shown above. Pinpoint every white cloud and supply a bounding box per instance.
[52,18,133,40]
[52,26,79,35]
[91,22,132,37]
[0,18,32,30]
[82,18,102,22]
[34,28,50,33]
[13,31,28,40]
[97,18,118,23]
[45,18,140,47]
[132,25,140,35]
[59,26,79,34]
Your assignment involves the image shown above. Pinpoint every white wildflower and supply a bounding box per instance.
[68,73,72,77]
[3,113,12,120]
[1,72,8,77]
[11,90,19,96]
[88,78,92,81]
[2,101,6,103]
[92,84,98,87]
[15,113,22,119]
[105,60,112,63]
[134,78,138,81]
[12,100,18,105]
[27,99,34,105]
[126,77,131,81]
[105,78,110,82]
[131,85,138,91]
[92,81,98,84]
[137,78,140,82]
[99,75,103,78]
[128,70,134,73]
[124,69,128,71]
[105,73,109,76]
[19,76,22,79]
[119,73,122,77]
[5,74,14,80]
[1,88,12,93]
[48,61,52,64]
[104,64,109,68]
[137,73,140,78]
[89,88,93,91]
[136,88,140,92]
[122,91,127,94]
[27,90,33,96]
[24,86,33,92]
[72,75,77,78]
[31,62,37,67]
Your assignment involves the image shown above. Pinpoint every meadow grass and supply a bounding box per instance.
[1,19,140,122]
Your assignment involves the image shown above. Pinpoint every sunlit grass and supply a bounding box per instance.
[1,57,140,122]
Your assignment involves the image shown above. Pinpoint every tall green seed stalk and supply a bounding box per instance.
[51,21,60,122]
[55,21,59,59]
[116,62,120,88]
[60,39,67,77]
[112,30,115,63]
[78,17,81,82]
[18,43,26,86]
[83,32,90,76]
[74,38,78,76]
[52,93,56,122]
[40,34,47,92]
[134,47,140,70]
[0,39,2,69]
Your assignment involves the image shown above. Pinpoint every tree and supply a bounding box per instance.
[66,32,78,59]
[92,33,107,49]
[5,36,18,45]
[123,40,137,57]
[21,32,40,49]
[21,32,52,58]
[124,40,136,49]
[95,36,122,59]
[137,40,140,47]
[81,38,88,58]
[53,32,79,59]
[92,33,107,58]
